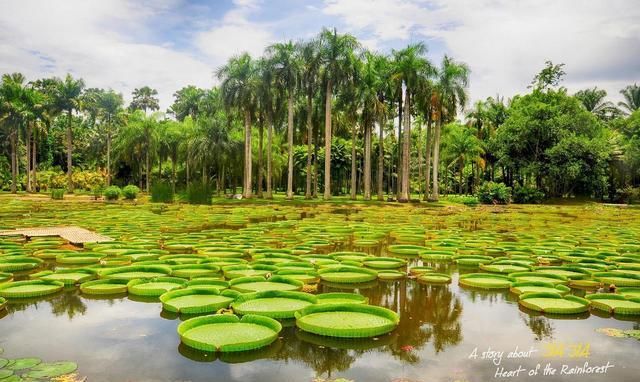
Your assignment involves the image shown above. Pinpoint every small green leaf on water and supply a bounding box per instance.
[5,357,41,370]
[0,369,14,379]
[25,361,78,379]
[596,328,640,339]
[0,358,9,368]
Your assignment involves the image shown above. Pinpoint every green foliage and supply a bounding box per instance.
[103,185,121,200]
[186,181,212,205]
[446,195,479,206]
[529,60,565,90]
[50,188,65,200]
[476,182,511,204]
[614,186,640,204]
[122,184,140,200]
[151,181,174,203]
[513,186,545,204]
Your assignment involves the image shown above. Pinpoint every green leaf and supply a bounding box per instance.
[5,358,41,371]
[24,362,78,379]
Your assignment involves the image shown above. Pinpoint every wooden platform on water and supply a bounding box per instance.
[0,226,113,244]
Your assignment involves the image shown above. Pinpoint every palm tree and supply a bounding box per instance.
[443,123,484,194]
[130,86,160,114]
[0,73,27,193]
[431,56,469,201]
[391,42,432,202]
[218,53,258,198]
[170,85,204,121]
[359,51,388,200]
[574,87,618,119]
[618,84,640,115]
[52,74,85,192]
[267,41,300,200]
[319,28,360,200]
[298,39,322,199]
[97,90,125,186]
[256,58,276,199]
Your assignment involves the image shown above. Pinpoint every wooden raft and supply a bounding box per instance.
[0,226,113,244]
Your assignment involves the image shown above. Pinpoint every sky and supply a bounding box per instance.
[0,0,638,110]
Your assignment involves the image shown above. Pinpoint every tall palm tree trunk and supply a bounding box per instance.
[313,120,319,198]
[26,124,32,192]
[399,93,411,202]
[32,132,37,191]
[431,114,442,201]
[424,115,432,201]
[305,92,313,199]
[266,113,273,199]
[364,118,372,200]
[106,133,111,186]
[186,144,190,187]
[10,131,17,194]
[257,120,264,198]
[396,98,402,200]
[323,79,332,200]
[172,154,177,195]
[286,94,294,199]
[243,110,253,198]
[377,115,385,201]
[350,123,357,200]
[146,145,150,192]
[417,122,422,199]
[66,109,73,192]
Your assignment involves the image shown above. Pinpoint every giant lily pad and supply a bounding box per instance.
[0,257,43,272]
[229,276,303,293]
[519,292,590,314]
[160,287,239,314]
[231,290,317,319]
[178,314,282,352]
[127,277,187,297]
[0,280,64,298]
[510,281,570,296]
[318,266,378,284]
[99,265,172,281]
[459,273,513,290]
[316,293,368,305]
[80,279,129,295]
[31,268,96,285]
[0,272,12,284]
[295,303,399,338]
[417,272,452,284]
[171,264,221,279]
[586,294,640,315]
[362,257,406,269]
[5,357,41,370]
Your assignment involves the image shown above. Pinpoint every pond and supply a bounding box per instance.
[0,199,639,382]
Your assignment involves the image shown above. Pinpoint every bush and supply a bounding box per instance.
[614,186,640,204]
[446,195,479,206]
[151,182,174,203]
[103,186,121,201]
[476,182,511,204]
[186,181,212,205]
[122,185,140,200]
[51,189,65,200]
[513,186,545,204]
[92,186,104,200]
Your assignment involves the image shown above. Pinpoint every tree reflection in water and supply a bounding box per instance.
[520,313,555,341]
[48,289,87,319]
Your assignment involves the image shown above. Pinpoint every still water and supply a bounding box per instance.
[1,267,638,382]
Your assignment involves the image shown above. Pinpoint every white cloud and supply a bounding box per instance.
[0,0,213,109]
[323,0,640,104]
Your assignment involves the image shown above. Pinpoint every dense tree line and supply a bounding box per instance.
[1,29,639,202]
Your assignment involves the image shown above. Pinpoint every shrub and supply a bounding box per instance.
[51,189,65,200]
[92,186,104,200]
[122,185,140,200]
[151,182,174,203]
[446,195,479,206]
[476,182,511,204]
[103,186,121,201]
[186,181,212,205]
[513,186,545,204]
[614,186,640,204]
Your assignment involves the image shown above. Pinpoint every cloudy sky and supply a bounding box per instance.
[1,0,638,110]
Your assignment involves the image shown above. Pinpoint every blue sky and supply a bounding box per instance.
[1,0,638,109]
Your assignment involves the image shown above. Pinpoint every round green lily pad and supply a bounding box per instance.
[160,287,238,314]
[593,272,640,287]
[186,278,229,290]
[5,357,41,370]
[408,266,433,275]
[99,265,172,281]
[378,270,406,280]
[229,276,303,293]
[617,288,640,299]
[31,268,96,285]
[127,277,186,297]
[586,294,640,315]
[80,279,129,295]
[510,281,571,296]
[519,292,590,314]
[388,245,428,256]
[533,266,591,280]
[295,303,399,338]
[0,280,64,298]
[56,252,105,265]
[455,255,493,266]
[362,257,407,269]
[223,265,276,279]
[231,290,317,319]
[0,256,43,272]
[318,266,378,284]
[417,272,452,284]
[459,273,513,290]
[508,272,568,285]
[178,314,282,352]
[316,293,368,305]
[24,361,78,378]
[275,270,319,284]
[0,370,12,379]
[171,264,221,279]
[480,263,531,274]
[0,272,14,284]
